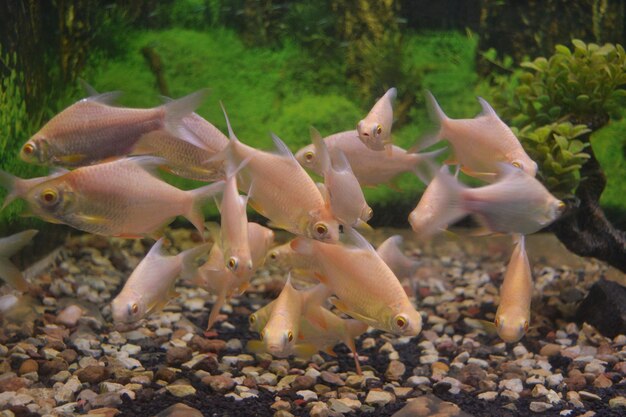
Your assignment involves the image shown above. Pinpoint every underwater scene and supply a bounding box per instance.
[0,1,626,416]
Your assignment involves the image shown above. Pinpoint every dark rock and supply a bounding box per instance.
[39,359,68,376]
[91,392,123,408]
[575,278,626,338]
[243,376,257,389]
[155,367,178,383]
[453,363,487,388]
[60,349,78,364]
[165,347,192,366]
[192,354,218,373]
[76,365,110,384]
[320,371,344,386]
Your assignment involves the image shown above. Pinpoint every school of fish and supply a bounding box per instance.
[0,86,566,371]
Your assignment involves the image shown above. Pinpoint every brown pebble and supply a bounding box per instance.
[320,371,344,386]
[77,365,110,384]
[166,347,192,366]
[292,375,315,390]
[38,359,68,376]
[188,336,226,353]
[565,369,587,391]
[18,359,38,375]
[454,363,487,387]
[201,374,235,393]
[60,349,78,364]
[87,407,121,417]
[385,360,406,381]
[155,367,178,383]
[243,376,258,389]
[593,374,613,388]
[154,403,203,417]
[539,343,562,357]
[192,354,218,373]
[45,339,66,351]
[0,376,29,392]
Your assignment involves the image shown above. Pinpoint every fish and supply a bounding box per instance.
[310,127,372,228]
[0,230,38,292]
[19,89,208,167]
[215,104,340,242]
[218,157,253,281]
[408,166,457,239]
[419,164,565,237]
[266,240,317,271]
[495,235,532,343]
[376,235,420,279]
[13,156,223,238]
[295,130,444,186]
[247,276,307,358]
[111,238,210,325]
[131,112,229,181]
[0,168,68,209]
[290,229,423,336]
[425,91,537,180]
[193,222,274,330]
[357,88,396,154]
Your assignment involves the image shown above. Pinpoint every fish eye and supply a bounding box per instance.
[249,314,256,325]
[557,201,566,212]
[523,321,529,332]
[41,189,58,204]
[287,331,293,342]
[269,252,277,261]
[22,143,35,155]
[227,257,238,271]
[128,303,139,316]
[494,317,500,328]
[365,207,373,220]
[314,223,328,237]
[376,125,382,135]
[259,330,265,341]
[395,315,407,329]
[511,161,522,169]
[304,151,314,162]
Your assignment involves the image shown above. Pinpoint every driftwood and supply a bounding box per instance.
[141,46,169,97]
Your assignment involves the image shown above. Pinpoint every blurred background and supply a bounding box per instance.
[1,0,625,237]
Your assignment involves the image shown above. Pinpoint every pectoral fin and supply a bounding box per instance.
[330,298,376,325]
[246,340,266,354]
[58,154,87,164]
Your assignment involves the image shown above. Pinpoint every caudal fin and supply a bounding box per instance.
[164,89,209,149]
[186,181,224,239]
[411,147,447,185]
[179,242,212,281]
[0,169,19,210]
[0,229,38,292]
[419,91,450,150]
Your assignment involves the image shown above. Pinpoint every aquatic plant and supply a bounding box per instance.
[490,39,626,272]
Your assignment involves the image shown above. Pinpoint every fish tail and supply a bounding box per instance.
[186,181,225,239]
[309,127,330,174]
[179,241,212,281]
[0,169,19,210]
[410,148,447,185]
[163,89,210,149]
[417,167,467,239]
[0,230,38,292]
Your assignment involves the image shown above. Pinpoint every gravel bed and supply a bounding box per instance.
[0,228,624,417]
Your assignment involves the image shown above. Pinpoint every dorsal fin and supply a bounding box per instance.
[146,238,166,258]
[310,126,330,174]
[477,97,498,118]
[345,227,375,253]
[329,148,352,174]
[271,133,296,160]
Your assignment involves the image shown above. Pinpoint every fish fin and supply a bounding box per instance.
[145,237,166,258]
[186,181,225,239]
[424,90,448,142]
[270,133,297,162]
[385,143,393,157]
[74,213,109,225]
[179,242,212,281]
[205,221,221,243]
[246,340,266,354]
[163,89,208,129]
[207,287,227,330]
[303,284,333,309]
[290,237,313,255]
[345,319,369,339]
[328,148,353,175]
[418,167,467,239]
[459,165,498,180]
[331,298,377,325]
[477,97,498,118]
[313,272,329,285]
[353,219,373,232]
[235,282,250,296]
[385,87,398,101]
[85,91,123,105]
[345,227,375,252]
[444,156,458,165]
[294,343,319,359]
[0,259,31,292]
[57,154,87,165]
[323,346,337,357]
[126,155,169,176]
[0,230,38,258]
[476,319,498,335]
[310,127,330,174]
[266,220,291,231]
[316,183,331,209]
[0,170,19,210]
[220,101,241,145]
[411,148,448,185]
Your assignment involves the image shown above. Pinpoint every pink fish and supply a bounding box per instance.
[111,239,210,325]
[408,166,455,239]
[291,229,422,336]
[376,235,420,279]
[0,168,68,209]
[20,90,208,167]
[215,105,340,242]
[310,127,372,228]
[414,165,565,238]
[13,156,223,238]
[425,91,537,180]
[131,113,229,181]
[495,235,532,343]
[295,130,444,186]
[357,88,396,154]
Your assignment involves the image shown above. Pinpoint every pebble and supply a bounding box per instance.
[54,376,82,404]
[609,396,626,408]
[530,401,553,412]
[309,402,330,417]
[293,375,316,390]
[154,403,203,417]
[18,359,38,375]
[258,373,278,386]
[364,389,394,406]
[121,344,141,355]
[579,391,602,401]
[166,346,192,366]
[201,375,235,393]
[296,390,318,402]
[165,384,196,397]
[385,360,406,381]
[499,378,523,393]
[478,391,498,401]
[76,365,110,384]
[320,371,344,386]
[406,376,430,387]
